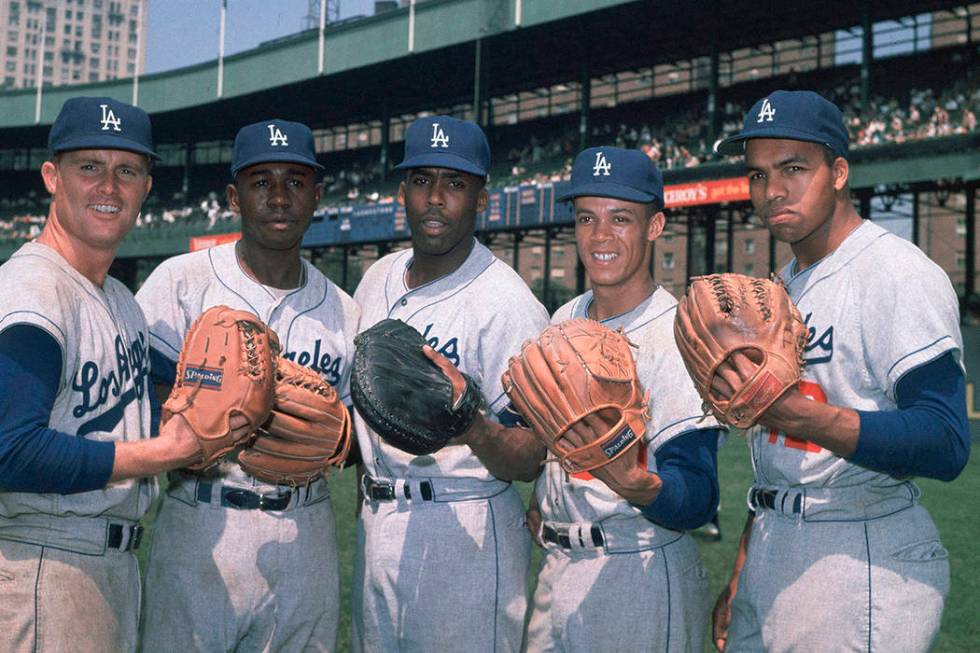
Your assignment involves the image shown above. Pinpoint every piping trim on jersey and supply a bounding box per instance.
[33,545,44,653]
[663,544,672,652]
[0,314,69,396]
[864,522,872,652]
[488,498,501,653]
[885,336,955,383]
[208,248,262,318]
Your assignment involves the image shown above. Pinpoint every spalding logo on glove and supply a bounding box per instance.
[163,305,279,471]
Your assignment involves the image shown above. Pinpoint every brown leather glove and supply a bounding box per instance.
[163,306,279,470]
[674,273,808,428]
[239,358,351,485]
[502,319,649,474]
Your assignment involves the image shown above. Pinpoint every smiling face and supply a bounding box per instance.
[399,167,487,260]
[573,195,664,292]
[40,148,152,250]
[745,138,847,257]
[228,163,321,252]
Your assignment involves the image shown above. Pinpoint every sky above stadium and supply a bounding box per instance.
[145,0,377,74]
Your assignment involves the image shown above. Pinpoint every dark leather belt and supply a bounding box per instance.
[542,524,604,549]
[750,488,802,514]
[196,482,294,511]
[107,523,143,551]
[363,477,433,502]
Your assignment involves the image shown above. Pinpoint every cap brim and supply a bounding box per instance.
[53,135,160,160]
[715,127,837,156]
[231,152,325,176]
[395,152,487,177]
[557,181,661,204]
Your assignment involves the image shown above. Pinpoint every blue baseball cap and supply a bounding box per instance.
[716,90,849,160]
[557,147,664,204]
[231,119,324,176]
[48,96,158,159]
[395,115,490,178]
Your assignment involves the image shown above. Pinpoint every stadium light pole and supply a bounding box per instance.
[217,0,228,98]
[408,0,416,53]
[34,22,46,124]
[514,0,522,27]
[132,0,143,105]
[318,0,326,74]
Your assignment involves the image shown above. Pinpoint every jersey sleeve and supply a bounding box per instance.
[644,324,720,453]
[860,250,961,399]
[477,287,549,417]
[135,260,191,365]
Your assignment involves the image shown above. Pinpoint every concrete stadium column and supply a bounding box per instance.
[578,62,591,152]
[726,210,735,272]
[967,183,976,299]
[182,142,193,197]
[512,231,522,273]
[341,246,349,293]
[543,228,554,310]
[707,41,720,144]
[861,0,873,110]
[912,189,920,246]
[380,108,390,182]
[705,211,716,274]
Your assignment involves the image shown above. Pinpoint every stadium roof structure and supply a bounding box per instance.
[0,0,967,148]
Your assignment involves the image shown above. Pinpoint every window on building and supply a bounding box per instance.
[744,238,756,254]
[662,252,675,270]
[744,263,755,275]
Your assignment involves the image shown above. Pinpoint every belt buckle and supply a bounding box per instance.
[223,489,260,510]
[128,525,144,551]
[365,478,396,501]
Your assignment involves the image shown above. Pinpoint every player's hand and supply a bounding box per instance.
[562,411,662,506]
[526,495,544,547]
[422,344,466,406]
[709,350,761,400]
[422,344,488,447]
[159,413,252,468]
[712,582,736,652]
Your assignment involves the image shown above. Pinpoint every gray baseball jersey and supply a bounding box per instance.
[728,220,956,652]
[0,241,152,652]
[137,242,359,652]
[525,288,714,652]
[351,240,549,653]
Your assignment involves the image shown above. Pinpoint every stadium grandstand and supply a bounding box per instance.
[0,0,977,316]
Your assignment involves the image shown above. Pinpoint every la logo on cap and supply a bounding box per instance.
[592,151,612,176]
[430,123,449,148]
[757,98,775,123]
[268,124,288,146]
[100,104,122,132]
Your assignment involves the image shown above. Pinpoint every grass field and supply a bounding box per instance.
[139,426,979,652]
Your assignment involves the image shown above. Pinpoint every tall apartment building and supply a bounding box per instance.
[0,0,146,90]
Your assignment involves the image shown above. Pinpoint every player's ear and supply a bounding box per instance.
[647,209,665,242]
[41,160,59,195]
[832,157,849,191]
[476,187,489,214]
[226,182,240,213]
[397,181,407,207]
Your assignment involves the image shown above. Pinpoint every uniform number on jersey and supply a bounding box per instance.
[766,380,825,453]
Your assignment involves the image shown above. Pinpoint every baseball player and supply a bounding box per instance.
[711,90,970,652]
[351,115,550,653]
[0,97,216,653]
[137,120,360,652]
[521,147,724,652]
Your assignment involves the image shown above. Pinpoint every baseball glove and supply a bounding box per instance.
[502,319,650,474]
[350,319,483,456]
[673,273,808,428]
[163,306,279,471]
[238,358,351,485]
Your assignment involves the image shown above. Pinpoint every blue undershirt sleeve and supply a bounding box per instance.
[854,351,970,481]
[148,346,177,437]
[0,324,115,493]
[641,427,721,530]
